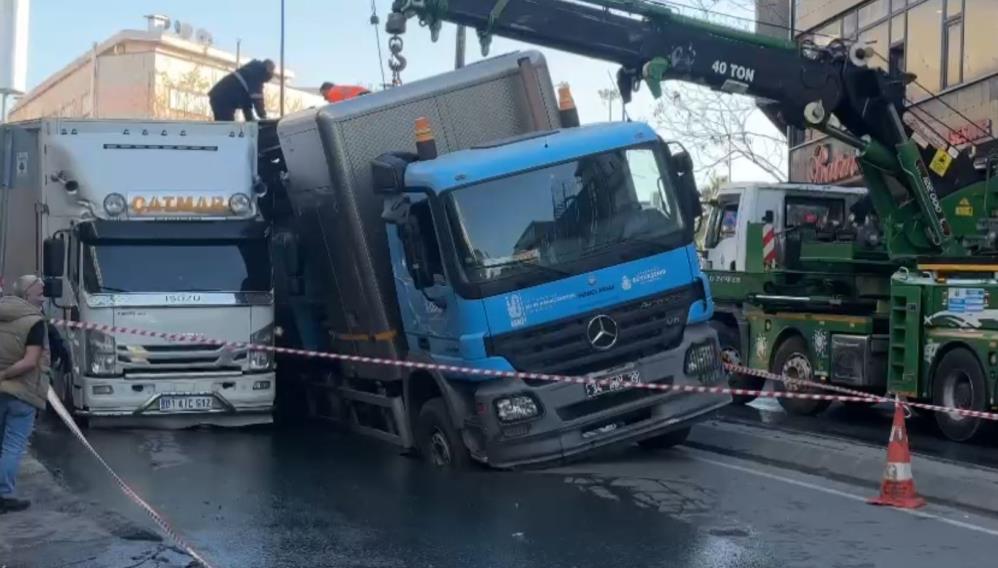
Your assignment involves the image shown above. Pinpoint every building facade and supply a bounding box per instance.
[775,0,998,185]
[8,20,322,122]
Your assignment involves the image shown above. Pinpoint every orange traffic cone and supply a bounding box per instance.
[868,399,925,509]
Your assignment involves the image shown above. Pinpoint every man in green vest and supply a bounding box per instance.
[0,275,50,514]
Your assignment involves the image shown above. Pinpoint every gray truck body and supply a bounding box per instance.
[276,50,559,381]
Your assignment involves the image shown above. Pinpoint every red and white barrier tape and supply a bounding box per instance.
[49,318,998,418]
[726,363,998,421]
[46,388,215,568]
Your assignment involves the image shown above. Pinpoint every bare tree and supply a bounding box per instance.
[648,0,789,183]
[653,88,787,182]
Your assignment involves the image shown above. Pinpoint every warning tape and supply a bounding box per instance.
[725,363,998,421]
[49,318,998,419]
[46,389,216,568]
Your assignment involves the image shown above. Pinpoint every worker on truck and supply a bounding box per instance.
[209,59,276,121]
[319,82,370,103]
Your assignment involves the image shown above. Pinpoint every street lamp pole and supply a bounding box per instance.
[279,0,286,117]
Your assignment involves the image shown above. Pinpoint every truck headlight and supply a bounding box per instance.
[229,193,252,215]
[249,323,274,371]
[103,193,127,216]
[495,394,540,423]
[86,329,118,376]
[685,340,720,383]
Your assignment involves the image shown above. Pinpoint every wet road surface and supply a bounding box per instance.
[22,413,998,568]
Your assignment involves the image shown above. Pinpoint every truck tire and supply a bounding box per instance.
[637,426,691,450]
[416,398,470,469]
[932,348,989,442]
[772,336,832,416]
[711,321,763,405]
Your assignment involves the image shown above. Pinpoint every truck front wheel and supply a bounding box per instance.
[772,336,832,416]
[711,321,763,405]
[933,348,989,442]
[416,398,470,469]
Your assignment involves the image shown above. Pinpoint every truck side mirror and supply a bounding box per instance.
[670,150,703,222]
[371,152,418,195]
[43,237,66,278]
[43,277,63,299]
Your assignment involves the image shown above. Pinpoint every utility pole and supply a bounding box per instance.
[279,0,286,117]
[235,38,241,66]
[455,26,466,69]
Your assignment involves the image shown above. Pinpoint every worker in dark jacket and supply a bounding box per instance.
[209,59,276,121]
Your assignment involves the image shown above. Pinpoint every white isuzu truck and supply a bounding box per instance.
[0,119,275,427]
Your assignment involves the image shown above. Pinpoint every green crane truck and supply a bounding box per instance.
[391,0,998,442]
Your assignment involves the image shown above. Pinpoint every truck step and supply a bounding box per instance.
[338,387,413,449]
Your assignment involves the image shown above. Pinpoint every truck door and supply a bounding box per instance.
[704,196,740,271]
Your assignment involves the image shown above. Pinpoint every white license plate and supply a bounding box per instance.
[158,396,215,412]
[585,369,641,398]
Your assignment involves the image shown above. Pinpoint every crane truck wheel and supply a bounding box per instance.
[710,321,763,404]
[416,398,470,469]
[932,348,989,442]
[771,336,832,416]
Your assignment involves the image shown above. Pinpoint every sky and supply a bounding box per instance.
[19,0,784,182]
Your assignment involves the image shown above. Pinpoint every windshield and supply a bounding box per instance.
[82,241,271,294]
[445,145,684,286]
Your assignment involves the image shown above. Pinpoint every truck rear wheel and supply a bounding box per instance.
[772,336,831,416]
[637,426,691,450]
[933,348,989,442]
[711,321,763,405]
[416,398,470,469]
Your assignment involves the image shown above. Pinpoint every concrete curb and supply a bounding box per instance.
[688,418,998,517]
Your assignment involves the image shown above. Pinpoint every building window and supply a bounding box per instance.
[890,12,905,44]
[859,0,889,27]
[944,18,963,88]
[945,0,962,18]
[906,0,943,99]
[842,10,858,38]
[891,0,907,14]
[962,0,998,82]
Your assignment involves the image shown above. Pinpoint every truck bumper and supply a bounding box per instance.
[76,371,275,427]
[469,323,730,468]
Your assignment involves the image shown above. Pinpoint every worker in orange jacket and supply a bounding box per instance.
[320,83,371,103]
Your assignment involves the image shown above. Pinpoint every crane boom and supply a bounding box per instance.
[389,0,997,260]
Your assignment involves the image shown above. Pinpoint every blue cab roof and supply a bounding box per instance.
[404,121,659,192]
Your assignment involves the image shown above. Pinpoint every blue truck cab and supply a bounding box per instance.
[372,121,728,467]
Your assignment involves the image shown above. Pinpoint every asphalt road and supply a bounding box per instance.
[16,411,998,568]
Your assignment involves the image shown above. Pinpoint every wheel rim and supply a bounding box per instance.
[721,347,742,381]
[428,429,452,466]
[942,370,974,422]
[781,353,812,393]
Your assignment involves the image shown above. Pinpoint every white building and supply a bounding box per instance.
[9,15,322,122]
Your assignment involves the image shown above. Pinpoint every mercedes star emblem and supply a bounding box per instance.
[586,315,619,351]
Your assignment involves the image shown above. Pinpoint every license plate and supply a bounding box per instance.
[158,396,215,412]
[585,369,641,398]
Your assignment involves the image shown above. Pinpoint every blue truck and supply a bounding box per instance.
[263,51,727,468]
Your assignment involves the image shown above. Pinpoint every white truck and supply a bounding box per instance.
[699,182,871,402]
[0,119,276,427]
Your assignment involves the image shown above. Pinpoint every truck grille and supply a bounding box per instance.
[486,281,705,381]
[118,344,246,376]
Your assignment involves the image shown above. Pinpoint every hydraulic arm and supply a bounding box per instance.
[389,0,997,260]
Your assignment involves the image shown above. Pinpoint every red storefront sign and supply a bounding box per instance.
[947,119,992,146]
[807,143,860,184]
